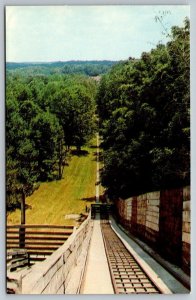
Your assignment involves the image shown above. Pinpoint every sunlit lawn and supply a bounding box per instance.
[7,139,98,226]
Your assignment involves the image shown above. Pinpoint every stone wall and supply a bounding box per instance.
[145,192,160,246]
[182,187,191,274]
[115,186,190,275]
[137,193,147,240]
[21,215,93,294]
[159,188,183,265]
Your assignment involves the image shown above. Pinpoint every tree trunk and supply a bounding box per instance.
[20,190,26,248]
[21,190,26,225]
[58,139,62,180]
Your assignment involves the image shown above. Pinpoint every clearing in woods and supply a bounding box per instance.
[7,137,103,226]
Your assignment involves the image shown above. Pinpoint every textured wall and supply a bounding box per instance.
[21,215,93,294]
[182,186,190,274]
[145,192,160,245]
[159,188,183,265]
[115,187,190,275]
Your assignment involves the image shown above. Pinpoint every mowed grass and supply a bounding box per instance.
[7,139,97,226]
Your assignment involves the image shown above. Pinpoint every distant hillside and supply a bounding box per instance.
[6,60,118,77]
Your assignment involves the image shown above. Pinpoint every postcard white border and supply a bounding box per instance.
[1,1,195,300]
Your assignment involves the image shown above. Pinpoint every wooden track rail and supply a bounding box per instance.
[101,220,161,294]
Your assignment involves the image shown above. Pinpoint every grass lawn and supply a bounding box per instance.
[7,139,98,226]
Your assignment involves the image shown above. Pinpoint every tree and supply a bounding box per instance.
[31,111,65,180]
[49,75,96,151]
[6,72,98,212]
[97,18,190,198]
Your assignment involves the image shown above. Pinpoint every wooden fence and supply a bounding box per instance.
[7,225,74,263]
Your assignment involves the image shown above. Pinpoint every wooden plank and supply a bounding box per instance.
[7,241,64,246]
[7,231,72,236]
[17,231,72,235]
[22,236,69,243]
[7,246,59,251]
[10,255,29,264]
[7,236,69,241]
[7,248,30,271]
[26,250,54,256]
[6,236,21,240]
[26,246,59,251]
[7,225,74,229]
[6,236,19,240]
[6,241,19,244]
[30,257,45,262]
[6,224,73,264]
[8,258,29,270]
[7,248,27,256]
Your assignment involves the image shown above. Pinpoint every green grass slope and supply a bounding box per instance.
[7,140,97,226]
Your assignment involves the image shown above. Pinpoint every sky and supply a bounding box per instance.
[6,5,189,62]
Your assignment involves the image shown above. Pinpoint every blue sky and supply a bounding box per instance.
[6,5,189,62]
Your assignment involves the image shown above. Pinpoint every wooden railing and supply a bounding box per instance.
[7,225,75,263]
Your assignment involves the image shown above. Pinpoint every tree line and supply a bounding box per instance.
[6,60,117,77]
[97,18,190,199]
[6,74,97,210]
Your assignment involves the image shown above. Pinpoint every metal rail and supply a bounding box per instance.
[101,220,161,294]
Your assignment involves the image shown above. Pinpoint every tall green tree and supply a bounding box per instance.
[6,73,97,211]
[49,76,96,151]
[97,18,190,198]
[31,111,64,180]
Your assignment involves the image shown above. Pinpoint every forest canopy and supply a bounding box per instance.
[6,73,97,210]
[6,60,117,77]
[97,18,190,198]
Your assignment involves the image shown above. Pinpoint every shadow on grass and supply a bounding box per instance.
[81,196,96,202]
[25,204,32,210]
[92,151,103,162]
[89,145,98,149]
[7,203,32,214]
[81,194,106,203]
[71,149,89,156]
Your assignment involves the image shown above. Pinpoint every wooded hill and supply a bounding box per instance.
[6,60,118,77]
